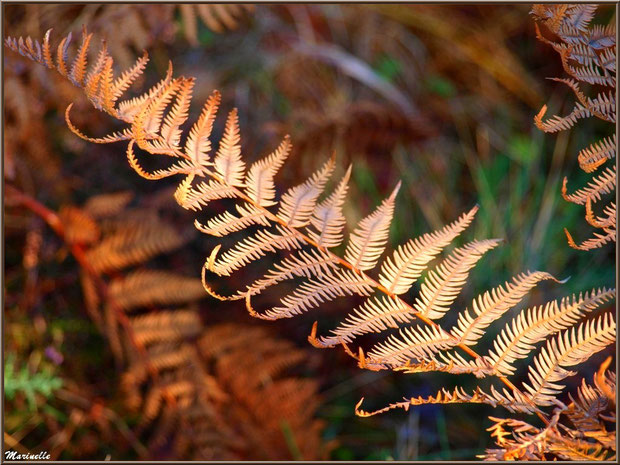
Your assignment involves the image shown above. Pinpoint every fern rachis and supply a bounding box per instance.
[5,26,616,429]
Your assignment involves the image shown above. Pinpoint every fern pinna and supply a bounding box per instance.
[6,26,615,443]
[532,4,616,251]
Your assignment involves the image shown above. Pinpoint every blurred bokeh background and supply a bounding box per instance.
[4,3,616,460]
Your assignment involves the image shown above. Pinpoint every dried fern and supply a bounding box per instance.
[532,4,616,250]
[5,26,616,456]
[57,193,327,460]
[123,315,327,459]
[483,357,616,460]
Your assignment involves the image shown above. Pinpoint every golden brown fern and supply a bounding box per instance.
[532,4,616,250]
[5,27,615,434]
[52,193,327,459]
[483,357,616,460]
[123,315,327,460]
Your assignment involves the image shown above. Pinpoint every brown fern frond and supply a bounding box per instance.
[566,227,616,251]
[483,358,616,460]
[108,270,205,312]
[86,213,189,273]
[83,191,134,219]
[58,206,100,245]
[522,313,616,406]
[355,386,513,417]
[484,288,616,377]
[6,28,615,433]
[533,3,616,249]
[126,318,326,460]
[578,135,616,173]
[561,166,616,205]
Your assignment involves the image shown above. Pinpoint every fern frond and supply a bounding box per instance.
[244,249,339,299]
[355,386,508,417]
[414,239,501,320]
[533,3,616,249]
[208,226,302,277]
[131,309,202,347]
[561,166,616,205]
[213,109,245,187]
[87,215,188,273]
[566,227,616,251]
[7,27,615,432]
[254,268,375,320]
[534,102,592,133]
[319,296,411,347]
[308,165,351,248]
[379,206,478,295]
[486,288,616,376]
[83,191,134,219]
[245,136,291,207]
[108,270,205,311]
[523,313,616,406]
[451,271,560,346]
[58,206,100,245]
[278,155,335,228]
[195,205,269,238]
[183,90,221,167]
[366,324,457,368]
[344,183,400,271]
[578,135,616,173]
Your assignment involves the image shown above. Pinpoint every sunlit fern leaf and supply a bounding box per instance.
[195,205,269,238]
[214,108,245,188]
[522,313,616,406]
[366,323,458,368]
[184,90,221,167]
[378,205,478,295]
[319,295,412,347]
[160,78,194,148]
[208,226,303,277]
[483,358,616,460]
[244,136,291,207]
[566,227,616,251]
[278,155,335,228]
[533,3,616,250]
[255,268,375,320]
[484,288,616,376]
[308,165,351,248]
[6,27,616,428]
[414,239,501,320]
[561,165,616,205]
[344,182,400,271]
[180,179,237,211]
[243,249,339,300]
[451,271,560,346]
[355,386,519,417]
[585,200,616,229]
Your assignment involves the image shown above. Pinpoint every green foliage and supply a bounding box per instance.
[4,354,63,411]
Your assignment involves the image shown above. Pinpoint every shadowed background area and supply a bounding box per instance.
[4,3,615,460]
